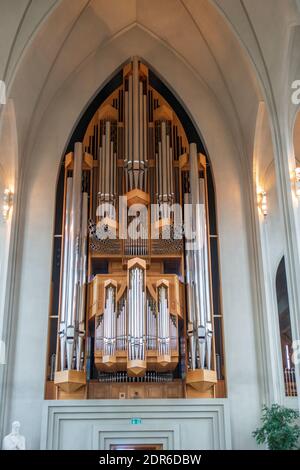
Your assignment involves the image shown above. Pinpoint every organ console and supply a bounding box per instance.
[52,57,223,400]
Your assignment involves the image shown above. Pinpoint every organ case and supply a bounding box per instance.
[51,57,223,399]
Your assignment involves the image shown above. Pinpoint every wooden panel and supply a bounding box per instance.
[215,380,226,398]
[57,387,87,400]
[127,384,145,399]
[45,381,56,400]
[87,381,184,399]
[186,385,214,399]
[166,382,184,398]
[146,384,163,399]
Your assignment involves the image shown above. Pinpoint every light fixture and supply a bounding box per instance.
[295,167,300,197]
[258,189,268,217]
[2,189,13,220]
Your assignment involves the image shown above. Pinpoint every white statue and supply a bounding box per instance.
[2,421,26,450]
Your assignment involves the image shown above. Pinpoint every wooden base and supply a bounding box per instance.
[54,370,86,393]
[45,378,226,400]
[186,369,217,392]
[186,384,214,398]
[57,386,87,400]
[102,355,117,368]
[88,379,184,399]
[126,189,150,206]
[127,359,147,377]
[157,354,171,367]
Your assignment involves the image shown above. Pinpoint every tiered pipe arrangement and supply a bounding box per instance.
[185,143,213,370]
[116,297,127,351]
[103,281,117,357]
[155,120,174,220]
[170,315,178,352]
[98,121,117,207]
[58,142,88,372]
[146,297,157,350]
[127,264,146,363]
[157,282,171,358]
[124,56,148,192]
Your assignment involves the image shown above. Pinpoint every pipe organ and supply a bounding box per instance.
[53,58,222,399]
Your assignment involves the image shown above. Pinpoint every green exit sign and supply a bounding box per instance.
[131,418,142,425]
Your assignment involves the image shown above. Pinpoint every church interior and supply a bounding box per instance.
[0,0,300,451]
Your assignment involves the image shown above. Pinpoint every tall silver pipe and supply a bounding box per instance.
[199,177,213,369]
[133,57,139,189]
[127,266,145,361]
[59,177,73,371]
[169,146,174,197]
[139,81,144,190]
[188,143,212,370]
[101,134,105,197]
[166,133,170,202]
[143,93,147,164]
[125,90,129,192]
[103,285,116,356]
[76,192,88,370]
[128,74,133,190]
[157,284,170,356]
[66,142,83,370]
[161,122,167,200]
[184,192,196,369]
[110,141,113,203]
[105,121,110,197]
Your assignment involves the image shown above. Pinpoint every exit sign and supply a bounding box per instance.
[131,418,142,425]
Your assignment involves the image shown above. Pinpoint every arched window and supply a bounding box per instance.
[276,257,297,396]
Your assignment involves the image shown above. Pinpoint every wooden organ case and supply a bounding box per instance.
[49,58,225,400]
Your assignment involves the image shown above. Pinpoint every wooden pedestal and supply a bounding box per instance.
[54,370,86,393]
[127,359,147,377]
[186,369,217,392]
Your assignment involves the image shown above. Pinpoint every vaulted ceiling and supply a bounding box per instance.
[1,0,300,181]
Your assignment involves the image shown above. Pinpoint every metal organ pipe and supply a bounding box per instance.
[198,177,213,369]
[155,121,174,221]
[103,283,117,357]
[95,316,104,351]
[146,297,157,351]
[184,193,196,370]
[133,57,139,188]
[188,143,213,370]
[124,57,148,192]
[157,284,170,357]
[127,266,146,361]
[139,80,144,190]
[59,143,88,372]
[98,119,117,221]
[128,74,133,190]
[143,92,148,192]
[59,177,72,371]
[66,143,83,370]
[76,192,88,370]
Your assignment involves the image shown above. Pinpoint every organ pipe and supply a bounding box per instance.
[157,281,170,358]
[103,281,117,357]
[187,143,213,370]
[58,143,88,372]
[124,57,148,192]
[76,192,88,371]
[59,177,72,371]
[127,264,146,363]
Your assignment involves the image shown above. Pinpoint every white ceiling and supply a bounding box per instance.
[1,0,299,179]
